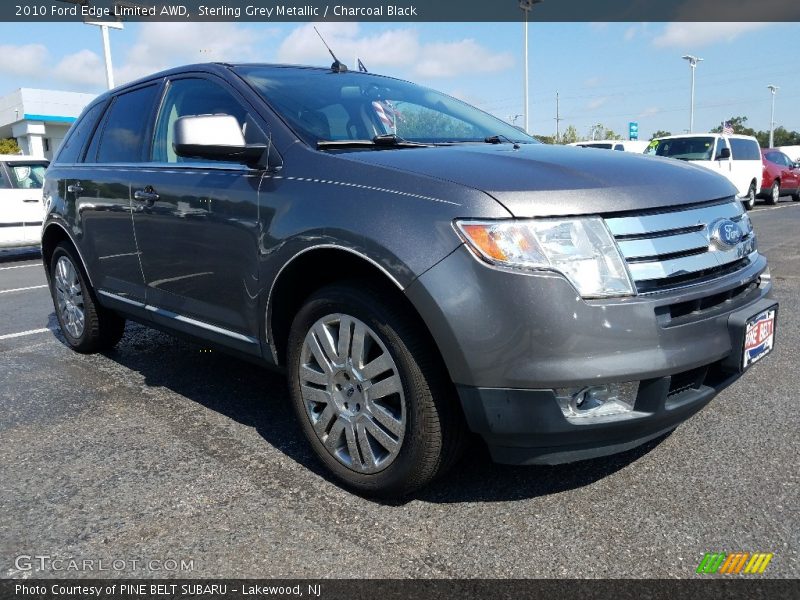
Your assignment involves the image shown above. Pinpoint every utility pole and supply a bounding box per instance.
[554,91,563,143]
[681,54,703,133]
[767,85,779,148]
[519,0,543,134]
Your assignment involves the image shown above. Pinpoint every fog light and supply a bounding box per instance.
[555,382,638,419]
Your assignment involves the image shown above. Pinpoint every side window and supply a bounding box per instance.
[54,102,105,164]
[95,85,159,163]
[0,166,9,189]
[729,139,761,161]
[152,78,249,163]
[778,153,792,167]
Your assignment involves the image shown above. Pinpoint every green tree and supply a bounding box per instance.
[0,138,21,154]
[560,125,580,144]
[533,134,556,144]
[588,123,622,141]
[650,130,671,140]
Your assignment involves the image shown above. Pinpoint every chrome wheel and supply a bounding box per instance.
[299,313,406,474]
[771,182,780,203]
[54,255,85,338]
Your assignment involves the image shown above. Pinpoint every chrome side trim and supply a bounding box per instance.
[97,290,144,308]
[605,200,743,237]
[42,221,95,288]
[98,289,258,345]
[265,244,406,363]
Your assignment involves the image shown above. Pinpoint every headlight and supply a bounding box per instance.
[455,217,635,298]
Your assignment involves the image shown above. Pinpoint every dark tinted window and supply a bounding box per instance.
[654,137,714,160]
[95,85,159,163]
[729,138,761,161]
[152,78,249,163]
[54,102,105,164]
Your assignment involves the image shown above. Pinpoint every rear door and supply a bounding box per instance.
[129,74,265,351]
[0,160,47,247]
[75,83,161,303]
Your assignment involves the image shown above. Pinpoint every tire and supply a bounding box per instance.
[792,191,800,202]
[286,280,466,497]
[49,242,125,353]
[766,180,779,205]
[741,183,756,211]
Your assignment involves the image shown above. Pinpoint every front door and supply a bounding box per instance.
[131,75,265,348]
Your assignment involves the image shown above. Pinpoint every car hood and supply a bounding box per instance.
[334,143,738,217]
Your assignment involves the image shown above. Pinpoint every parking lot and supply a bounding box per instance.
[1,201,798,579]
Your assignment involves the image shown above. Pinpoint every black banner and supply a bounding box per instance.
[3,0,800,23]
[2,579,799,600]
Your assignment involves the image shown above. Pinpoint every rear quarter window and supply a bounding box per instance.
[93,85,160,163]
[729,139,761,161]
[54,102,105,164]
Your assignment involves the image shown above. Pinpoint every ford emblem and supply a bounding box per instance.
[710,218,743,250]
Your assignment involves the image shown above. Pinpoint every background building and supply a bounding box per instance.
[0,88,95,160]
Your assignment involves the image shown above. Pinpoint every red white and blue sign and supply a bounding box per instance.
[743,308,776,369]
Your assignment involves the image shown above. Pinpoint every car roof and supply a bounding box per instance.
[0,154,49,163]
[96,62,400,101]
[654,133,758,141]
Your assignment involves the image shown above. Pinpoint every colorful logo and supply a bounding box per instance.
[696,552,773,574]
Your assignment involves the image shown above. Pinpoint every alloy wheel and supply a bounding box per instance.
[54,255,85,338]
[298,313,406,474]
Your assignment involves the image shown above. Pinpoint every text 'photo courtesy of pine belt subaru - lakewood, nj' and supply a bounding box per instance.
[40,62,778,497]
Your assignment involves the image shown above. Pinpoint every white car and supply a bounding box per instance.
[0,155,48,248]
[568,140,651,153]
[646,134,762,210]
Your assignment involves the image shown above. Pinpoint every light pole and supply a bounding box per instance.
[681,54,703,133]
[57,1,123,90]
[519,0,543,134]
[767,85,779,148]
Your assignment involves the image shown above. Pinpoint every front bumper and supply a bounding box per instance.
[405,246,775,464]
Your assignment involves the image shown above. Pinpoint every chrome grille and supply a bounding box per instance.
[605,199,757,293]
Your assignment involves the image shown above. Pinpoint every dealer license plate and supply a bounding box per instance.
[742,308,776,370]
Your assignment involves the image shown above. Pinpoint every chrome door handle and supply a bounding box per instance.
[133,189,159,204]
[67,184,83,194]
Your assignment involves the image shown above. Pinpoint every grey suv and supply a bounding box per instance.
[42,63,777,496]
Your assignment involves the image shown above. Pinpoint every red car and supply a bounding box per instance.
[760,148,800,204]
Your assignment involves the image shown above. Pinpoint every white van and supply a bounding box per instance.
[645,134,762,209]
[0,155,48,248]
[777,145,800,163]
[568,140,651,153]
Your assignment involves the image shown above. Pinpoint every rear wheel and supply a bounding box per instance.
[792,190,800,202]
[286,281,465,497]
[49,242,125,353]
[766,180,780,205]
[741,183,756,211]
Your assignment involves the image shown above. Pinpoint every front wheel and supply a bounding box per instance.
[286,281,465,497]
[49,242,125,353]
[766,180,780,205]
[741,183,756,211]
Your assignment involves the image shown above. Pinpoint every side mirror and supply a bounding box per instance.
[715,147,731,160]
[173,114,280,169]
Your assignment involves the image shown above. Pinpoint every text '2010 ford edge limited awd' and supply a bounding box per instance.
[41,63,777,496]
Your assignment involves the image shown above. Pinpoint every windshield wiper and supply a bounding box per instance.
[484,134,521,149]
[317,134,431,149]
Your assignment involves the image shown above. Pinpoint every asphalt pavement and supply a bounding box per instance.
[1,201,798,579]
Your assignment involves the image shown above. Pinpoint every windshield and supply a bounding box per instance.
[236,67,538,146]
[4,162,47,188]
[649,137,715,160]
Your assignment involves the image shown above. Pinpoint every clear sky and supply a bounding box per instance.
[0,21,797,139]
